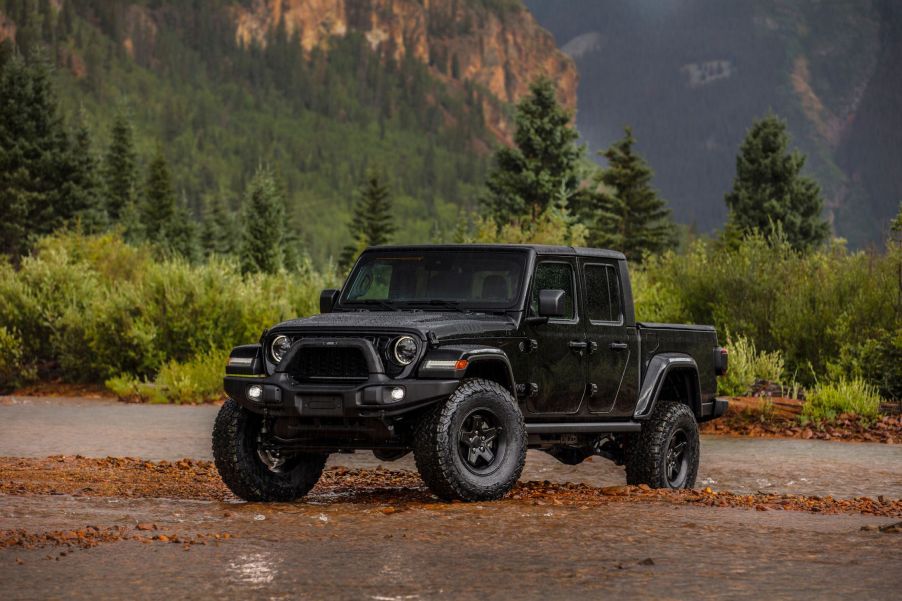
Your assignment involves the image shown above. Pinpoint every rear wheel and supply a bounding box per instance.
[414,378,526,501]
[625,400,699,489]
[212,399,327,502]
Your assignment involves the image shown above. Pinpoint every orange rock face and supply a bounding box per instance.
[231,0,578,141]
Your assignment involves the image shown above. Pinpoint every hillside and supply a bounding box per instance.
[527,0,902,247]
[0,0,575,263]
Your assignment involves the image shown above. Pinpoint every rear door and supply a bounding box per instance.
[525,258,586,415]
[580,260,638,415]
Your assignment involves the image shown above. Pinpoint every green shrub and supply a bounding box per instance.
[634,234,900,391]
[716,334,785,397]
[802,378,882,422]
[0,326,34,392]
[1,231,338,399]
[155,349,229,404]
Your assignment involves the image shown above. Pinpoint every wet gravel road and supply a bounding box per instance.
[1,396,900,600]
[2,396,900,499]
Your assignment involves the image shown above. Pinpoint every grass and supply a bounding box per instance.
[716,334,785,397]
[802,378,882,423]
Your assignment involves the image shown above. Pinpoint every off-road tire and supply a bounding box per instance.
[625,400,699,489]
[414,378,527,501]
[212,398,327,502]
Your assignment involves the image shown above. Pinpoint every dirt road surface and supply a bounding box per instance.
[1,396,900,600]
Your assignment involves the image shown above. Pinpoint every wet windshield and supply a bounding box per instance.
[340,249,528,311]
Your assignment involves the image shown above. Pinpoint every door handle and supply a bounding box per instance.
[609,342,628,351]
[568,341,588,352]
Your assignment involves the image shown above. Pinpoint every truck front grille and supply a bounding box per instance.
[290,347,369,382]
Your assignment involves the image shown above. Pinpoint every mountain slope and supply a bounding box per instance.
[0,0,575,262]
[527,0,901,247]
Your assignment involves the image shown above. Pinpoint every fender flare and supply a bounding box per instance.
[417,345,517,394]
[633,353,701,419]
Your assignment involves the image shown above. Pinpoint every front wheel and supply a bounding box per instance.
[625,400,699,489]
[212,399,327,502]
[414,378,527,501]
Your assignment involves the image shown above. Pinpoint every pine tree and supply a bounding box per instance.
[103,112,138,222]
[164,192,199,261]
[0,51,97,258]
[483,77,583,224]
[66,113,107,233]
[141,146,177,243]
[586,127,676,261]
[725,114,830,250]
[200,195,238,257]
[239,168,285,274]
[340,170,396,269]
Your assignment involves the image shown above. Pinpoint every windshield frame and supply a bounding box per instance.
[337,247,533,313]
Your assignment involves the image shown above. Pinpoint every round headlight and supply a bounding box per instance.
[392,336,419,365]
[270,335,292,363]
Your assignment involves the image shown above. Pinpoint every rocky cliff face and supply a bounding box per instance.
[231,0,578,140]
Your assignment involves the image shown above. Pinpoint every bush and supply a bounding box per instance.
[1,232,338,401]
[0,326,33,392]
[634,234,900,394]
[106,349,229,404]
[716,334,785,397]
[802,378,882,422]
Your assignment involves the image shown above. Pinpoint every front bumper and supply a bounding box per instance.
[224,372,460,418]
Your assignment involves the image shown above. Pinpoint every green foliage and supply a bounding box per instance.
[483,77,583,224]
[0,51,101,258]
[0,325,33,392]
[584,127,676,261]
[634,235,901,395]
[106,348,229,404]
[240,168,285,274]
[15,1,494,263]
[340,170,396,269]
[716,334,785,397]
[467,203,588,246]
[803,378,882,422]
[0,231,336,393]
[103,112,138,223]
[725,114,830,251]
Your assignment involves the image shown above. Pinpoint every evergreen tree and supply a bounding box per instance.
[239,168,285,274]
[483,77,583,224]
[200,195,238,257]
[725,114,830,250]
[586,127,676,261]
[103,112,138,222]
[66,113,107,233]
[0,52,97,258]
[141,146,177,243]
[165,192,199,261]
[340,170,396,269]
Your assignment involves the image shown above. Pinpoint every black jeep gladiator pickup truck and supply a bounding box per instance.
[214,244,728,502]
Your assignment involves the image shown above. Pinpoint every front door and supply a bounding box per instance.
[526,259,586,415]
[580,260,637,415]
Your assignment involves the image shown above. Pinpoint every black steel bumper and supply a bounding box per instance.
[699,397,729,422]
[224,373,460,418]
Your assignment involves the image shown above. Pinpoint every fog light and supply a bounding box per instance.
[390,387,405,401]
[248,384,263,400]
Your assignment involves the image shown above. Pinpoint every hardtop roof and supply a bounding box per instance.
[366,243,626,261]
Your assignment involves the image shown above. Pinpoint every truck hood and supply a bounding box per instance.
[269,311,520,341]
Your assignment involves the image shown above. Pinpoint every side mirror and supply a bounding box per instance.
[320,289,339,314]
[538,289,567,318]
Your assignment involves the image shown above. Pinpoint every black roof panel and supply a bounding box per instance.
[367,244,626,260]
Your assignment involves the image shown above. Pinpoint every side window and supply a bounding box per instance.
[585,264,623,323]
[530,262,576,320]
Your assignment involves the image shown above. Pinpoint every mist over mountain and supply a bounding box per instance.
[527,0,902,247]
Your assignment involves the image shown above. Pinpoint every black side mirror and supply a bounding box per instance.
[538,289,567,318]
[320,289,339,314]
